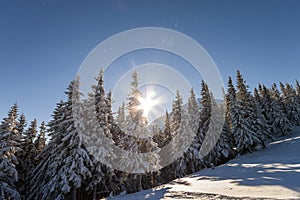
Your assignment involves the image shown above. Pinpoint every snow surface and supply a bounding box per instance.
[108,126,300,200]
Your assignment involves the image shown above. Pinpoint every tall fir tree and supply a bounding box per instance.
[15,113,27,195]
[252,88,274,141]
[19,119,38,198]
[156,111,174,183]
[171,108,194,177]
[258,85,274,127]
[186,88,201,173]
[120,70,160,192]
[34,121,47,157]
[0,104,22,199]
[269,83,292,136]
[204,93,234,167]
[29,101,65,199]
[16,114,26,136]
[169,91,191,177]
[116,102,126,130]
[170,90,183,133]
[84,69,118,199]
[230,71,265,155]
[153,112,172,149]
[197,81,211,165]
[280,83,300,125]
[29,78,93,199]
[226,77,236,134]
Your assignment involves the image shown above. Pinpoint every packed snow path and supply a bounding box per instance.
[110,127,300,200]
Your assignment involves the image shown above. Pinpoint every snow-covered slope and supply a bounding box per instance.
[109,127,300,200]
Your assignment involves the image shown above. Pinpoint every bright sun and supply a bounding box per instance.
[138,91,158,118]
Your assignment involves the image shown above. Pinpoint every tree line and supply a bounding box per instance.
[0,70,300,199]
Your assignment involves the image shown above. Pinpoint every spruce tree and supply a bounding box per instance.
[29,101,66,199]
[204,93,234,167]
[280,83,299,125]
[230,71,265,155]
[0,104,21,199]
[186,88,201,173]
[251,89,274,142]
[35,121,46,156]
[114,102,126,148]
[116,102,126,130]
[84,70,118,198]
[197,81,211,165]
[120,70,160,192]
[226,77,236,133]
[19,119,38,198]
[171,108,193,177]
[16,113,26,136]
[153,112,172,148]
[170,90,183,133]
[168,91,191,177]
[269,83,292,136]
[15,113,27,196]
[258,85,274,126]
[156,111,174,183]
[29,78,93,199]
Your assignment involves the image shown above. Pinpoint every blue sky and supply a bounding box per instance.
[0,0,300,125]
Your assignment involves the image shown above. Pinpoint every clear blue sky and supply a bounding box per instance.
[0,0,299,125]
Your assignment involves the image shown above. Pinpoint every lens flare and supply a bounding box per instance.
[138,90,159,119]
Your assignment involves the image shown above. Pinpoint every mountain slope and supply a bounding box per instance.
[109,126,300,200]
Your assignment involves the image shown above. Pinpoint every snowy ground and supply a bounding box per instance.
[109,126,300,200]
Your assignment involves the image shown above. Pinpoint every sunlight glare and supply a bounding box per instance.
[138,91,159,118]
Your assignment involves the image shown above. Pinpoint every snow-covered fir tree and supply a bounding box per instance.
[15,113,27,195]
[164,90,183,179]
[226,77,236,134]
[116,102,126,130]
[171,108,194,177]
[258,84,276,130]
[280,82,300,125]
[0,104,22,200]
[29,101,65,199]
[155,111,174,183]
[18,119,38,198]
[168,90,187,177]
[204,93,234,167]
[185,88,201,173]
[269,83,292,136]
[29,78,93,199]
[168,91,195,177]
[164,90,184,179]
[170,90,182,133]
[34,121,47,158]
[229,71,265,155]
[252,88,274,142]
[83,69,118,198]
[120,70,160,192]
[153,111,172,149]
[16,113,26,137]
[197,81,211,164]
[253,88,261,104]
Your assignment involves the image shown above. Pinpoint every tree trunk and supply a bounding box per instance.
[1,188,4,199]
[72,187,76,200]
[137,174,142,191]
[93,188,97,200]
